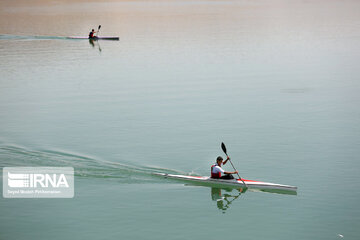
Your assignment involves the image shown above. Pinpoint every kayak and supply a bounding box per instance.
[67,36,119,40]
[154,173,297,193]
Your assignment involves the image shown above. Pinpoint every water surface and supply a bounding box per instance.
[1,0,360,239]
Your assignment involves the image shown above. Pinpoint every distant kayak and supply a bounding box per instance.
[67,36,119,40]
[154,173,297,194]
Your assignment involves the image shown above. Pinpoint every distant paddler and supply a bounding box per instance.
[89,25,101,39]
[67,25,119,40]
[88,29,96,38]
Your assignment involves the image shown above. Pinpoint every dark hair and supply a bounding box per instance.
[92,29,95,31]
[216,156,223,161]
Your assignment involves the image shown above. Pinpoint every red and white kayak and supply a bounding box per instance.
[67,36,119,40]
[154,173,297,192]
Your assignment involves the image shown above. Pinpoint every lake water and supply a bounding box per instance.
[1,0,359,239]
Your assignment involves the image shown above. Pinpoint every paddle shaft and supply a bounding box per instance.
[96,25,101,37]
[221,142,247,187]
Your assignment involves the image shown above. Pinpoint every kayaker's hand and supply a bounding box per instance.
[226,156,230,160]
[234,171,238,174]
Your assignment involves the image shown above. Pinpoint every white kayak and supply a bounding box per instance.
[67,36,119,40]
[154,173,297,193]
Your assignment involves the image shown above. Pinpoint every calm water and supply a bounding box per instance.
[1,0,360,239]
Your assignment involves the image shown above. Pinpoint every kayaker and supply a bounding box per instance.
[211,156,238,179]
[88,29,97,39]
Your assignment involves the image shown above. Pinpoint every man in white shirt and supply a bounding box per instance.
[211,156,238,179]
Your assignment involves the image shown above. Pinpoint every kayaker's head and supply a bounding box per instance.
[92,29,95,32]
[216,156,223,165]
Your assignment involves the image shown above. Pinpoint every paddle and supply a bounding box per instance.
[96,25,101,37]
[221,142,247,187]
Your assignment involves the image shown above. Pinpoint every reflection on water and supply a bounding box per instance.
[89,39,102,52]
[211,187,246,213]
[210,185,296,213]
[182,181,296,213]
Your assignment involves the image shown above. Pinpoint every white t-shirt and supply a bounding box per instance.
[212,164,225,174]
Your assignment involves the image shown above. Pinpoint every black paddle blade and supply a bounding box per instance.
[221,142,227,155]
[98,25,101,30]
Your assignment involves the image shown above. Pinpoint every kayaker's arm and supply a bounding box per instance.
[224,171,238,175]
[223,156,230,165]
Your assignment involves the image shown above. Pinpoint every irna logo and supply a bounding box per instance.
[8,172,69,188]
[3,167,74,198]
